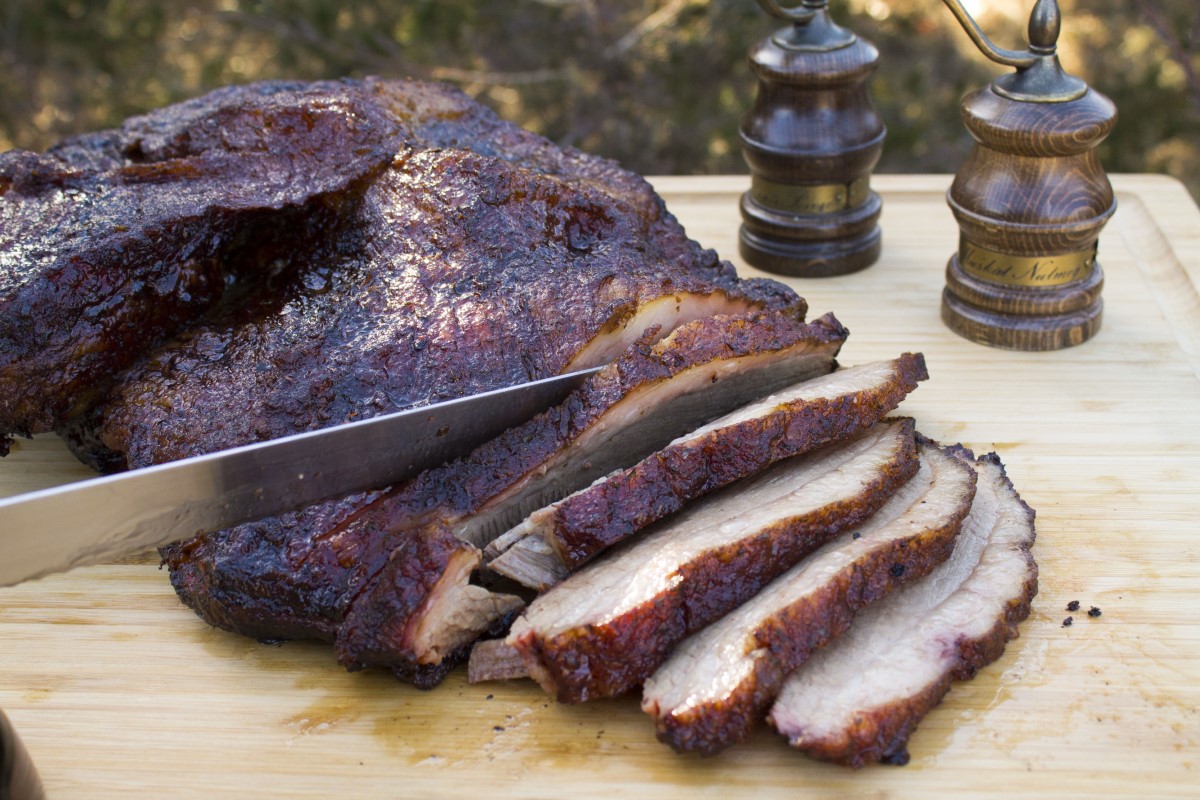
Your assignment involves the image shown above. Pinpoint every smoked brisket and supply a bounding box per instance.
[506,418,919,703]
[2,79,815,685]
[641,441,976,755]
[768,448,1038,767]
[487,354,929,589]
[163,311,846,678]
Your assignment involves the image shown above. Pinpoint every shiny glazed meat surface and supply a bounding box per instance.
[1,79,803,684]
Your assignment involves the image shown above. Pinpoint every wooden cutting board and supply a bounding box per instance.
[1,175,1196,798]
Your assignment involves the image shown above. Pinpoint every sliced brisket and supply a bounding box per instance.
[162,311,845,679]
[487,354,929,589]
[767,448,1037,767]
[332,311,846,671]
[641,441,976,755]
[506,418,919,703]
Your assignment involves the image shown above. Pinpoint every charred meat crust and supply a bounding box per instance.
[645,444,977,756]
[0,81,409,443]
[360,309,841,539]
[498,353,928,579]
[768,447,1038,767]
[160,489,387,643]
[327,310,843,670]
[331,524,477,671]
[61,79,801,471]
[159,309,838,682]
[335,524,526,676]
[509,419,920,704]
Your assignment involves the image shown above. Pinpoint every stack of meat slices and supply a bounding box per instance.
[469,358,1038,768]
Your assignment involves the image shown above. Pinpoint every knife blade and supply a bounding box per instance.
[0,367,602,588]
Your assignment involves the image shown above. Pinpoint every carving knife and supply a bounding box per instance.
[0,367,601,588]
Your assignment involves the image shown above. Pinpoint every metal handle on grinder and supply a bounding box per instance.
[939,0,1087,102]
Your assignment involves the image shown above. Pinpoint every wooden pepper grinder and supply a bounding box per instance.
[940,0,1117,350]
[739,0,885,277]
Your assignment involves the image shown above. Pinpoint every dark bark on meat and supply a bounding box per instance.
[508,419,920,703]
[488,354,929,588]
[767,447,1038,767]
[161,489,387,643]
[0,80,410,447]
[643,443,977,756]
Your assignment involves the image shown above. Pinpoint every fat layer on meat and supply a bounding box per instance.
[767,447,1037,767]
[506,418,920,703]
[487,354,929,590]
[642,442,976,755]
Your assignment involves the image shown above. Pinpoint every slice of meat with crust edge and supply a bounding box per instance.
[767,446,1038,767]
[641,441,976,756]
[505,417,919,704]
[327,520,524,675]
[333,310,846,671]
[486,354,929,590]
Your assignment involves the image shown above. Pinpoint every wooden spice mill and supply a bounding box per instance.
[939,0,1117,350]
[739,0,886,277]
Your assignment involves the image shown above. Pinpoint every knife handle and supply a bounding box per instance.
[0,710,44,800]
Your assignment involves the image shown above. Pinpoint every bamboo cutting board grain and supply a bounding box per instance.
[1,175,1197,799]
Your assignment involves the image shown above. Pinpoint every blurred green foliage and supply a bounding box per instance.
[0,0,1196,199]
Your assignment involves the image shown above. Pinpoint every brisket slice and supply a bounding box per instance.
[767,448,1037,767]
[487,354,929,590]
[0,80,409,449]
[161,311,844,679]
[506,418,919,703]
[641,441,976,755]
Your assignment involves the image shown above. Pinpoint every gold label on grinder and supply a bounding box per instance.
[959,239,1097,288]
[751,176,870,215]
